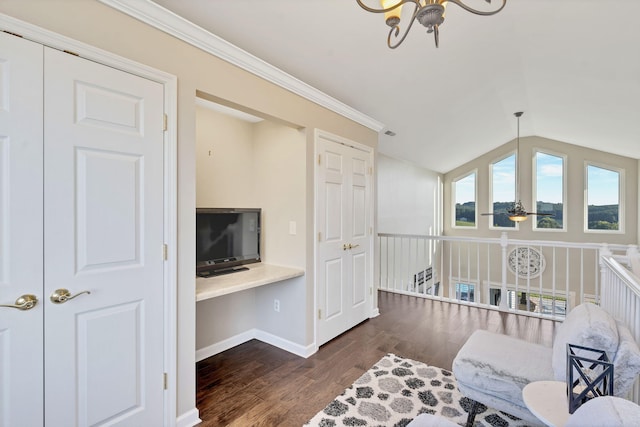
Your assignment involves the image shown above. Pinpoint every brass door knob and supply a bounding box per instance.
[343,243,361,250]
[50,288,91,304]
[0,294,38,310]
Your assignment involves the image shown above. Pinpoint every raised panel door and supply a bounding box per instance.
[0,31,44,427]
[43,47,165,427]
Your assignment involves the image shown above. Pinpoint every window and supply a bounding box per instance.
[490,154,516,228]
[533,151,565,230]
[489,288,568,317]
[586,164,621,231]
[525,292,567,317]
[456,283,475,302]
[453,172,476,227]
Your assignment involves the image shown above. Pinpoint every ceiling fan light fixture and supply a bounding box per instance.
[357,0,507,49]
[508,213,528,222]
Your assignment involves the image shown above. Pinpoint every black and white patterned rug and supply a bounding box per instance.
[304,353,530,427]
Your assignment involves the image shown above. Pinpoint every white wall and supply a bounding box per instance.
[195,104,307,355]
[252,121,307,345]
[377,154,443,235]
[252,120,306,267]
[196,106,255,206]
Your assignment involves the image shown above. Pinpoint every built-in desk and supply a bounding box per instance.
[196,263,305,301]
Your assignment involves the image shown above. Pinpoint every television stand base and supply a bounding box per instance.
[197,266,249,278]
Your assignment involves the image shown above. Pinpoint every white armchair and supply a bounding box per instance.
[452,303,640,426]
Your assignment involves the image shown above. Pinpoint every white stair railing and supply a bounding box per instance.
[378,232,631,320]
[600,247,640,404]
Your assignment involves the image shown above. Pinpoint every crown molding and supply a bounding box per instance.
[99,0,385,133]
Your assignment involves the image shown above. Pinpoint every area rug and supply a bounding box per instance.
[304,353,530,427]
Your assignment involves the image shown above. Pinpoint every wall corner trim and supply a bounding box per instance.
[98,0,385,133]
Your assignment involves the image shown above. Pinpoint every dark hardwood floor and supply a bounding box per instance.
[196,291,557,426]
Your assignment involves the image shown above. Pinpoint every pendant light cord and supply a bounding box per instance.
[514,111,523,203]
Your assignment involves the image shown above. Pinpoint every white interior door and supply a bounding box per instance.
[316,132,372,346]
[0,32,44,427]
[1,34,167,427]
[43,47,166,426]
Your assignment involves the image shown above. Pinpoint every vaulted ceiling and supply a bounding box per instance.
[152,0,640,173]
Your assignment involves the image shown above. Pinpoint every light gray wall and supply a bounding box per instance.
[377,154,443,235]
[443,136,639,245]
[195,106,307,350]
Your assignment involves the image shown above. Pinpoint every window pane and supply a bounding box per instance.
[491,155,515,228]
[587,165,619,230]
[456,283,475,302]
[454,173,475,227]
[535,152,564,229]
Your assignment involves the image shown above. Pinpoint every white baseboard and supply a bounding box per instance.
[254,329,316,358]
[176,408,201,427]
[370,307,380,318]
[195,330,256,362]
[196,329,317,361]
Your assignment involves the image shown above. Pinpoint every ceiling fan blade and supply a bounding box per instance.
[527,212,554,216]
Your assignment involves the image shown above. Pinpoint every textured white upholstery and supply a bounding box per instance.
[406,413,460,427]
[552,303,619,381]
[613,321,640,397]
[452,330,552,424]
[452,303,640,424]
[565,396,640,427]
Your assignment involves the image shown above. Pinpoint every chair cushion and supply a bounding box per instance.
[612,321,640,397]
[406,413,460,427]
[552,303,619,381]
[453,329,554,411]
[565,396,640,427]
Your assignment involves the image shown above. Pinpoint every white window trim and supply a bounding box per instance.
[532,148,567,232]
[584,161,625,234]
[452,169,478,230]
[488,151,518,231]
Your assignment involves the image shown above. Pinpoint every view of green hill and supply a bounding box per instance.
[455,202,618,230]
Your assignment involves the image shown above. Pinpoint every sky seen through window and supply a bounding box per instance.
[456,156,617,206]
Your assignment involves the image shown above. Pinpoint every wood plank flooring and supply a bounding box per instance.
[196,291,557,426]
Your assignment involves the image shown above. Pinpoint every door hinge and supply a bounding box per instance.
[163,373,168,390]
[163,114,168,131]
[318,309,322,320]
[370,287,373,295]
[369,166,373,175]
[318,232,321,242]
[369,227,373,235]
[318,154,321,165]
[163,243,168,261]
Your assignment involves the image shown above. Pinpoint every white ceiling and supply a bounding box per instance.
[152,0,640,173]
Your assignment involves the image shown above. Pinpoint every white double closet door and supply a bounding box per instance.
[316,132,373,346]
[0,33,165,426]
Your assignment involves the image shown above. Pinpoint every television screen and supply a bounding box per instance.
[196,208,261,276]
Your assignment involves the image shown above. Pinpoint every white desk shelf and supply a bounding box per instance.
[196,263,305,301]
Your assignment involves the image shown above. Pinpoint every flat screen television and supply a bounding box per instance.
[195,208,261,277]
